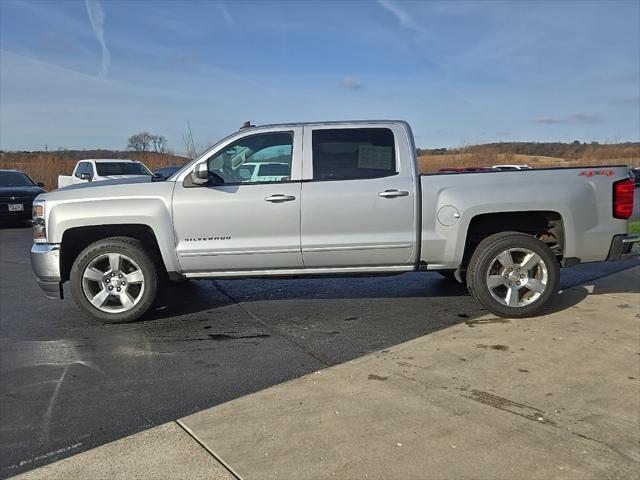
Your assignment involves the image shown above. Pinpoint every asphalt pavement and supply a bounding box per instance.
[1,222,638,478]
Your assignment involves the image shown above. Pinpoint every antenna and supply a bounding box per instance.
[240,121,255,130]
[186,120,196,159]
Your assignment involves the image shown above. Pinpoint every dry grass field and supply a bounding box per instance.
[1,143,639,188]
[0,152,189,189]
[418,152,640,173]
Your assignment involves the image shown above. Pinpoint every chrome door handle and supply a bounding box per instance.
[265,194,296,202]
[378,190,409,198]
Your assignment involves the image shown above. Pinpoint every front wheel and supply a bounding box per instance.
[466,232,560,318]
[70,237,159,323]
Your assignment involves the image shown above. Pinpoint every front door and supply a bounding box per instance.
[172,127,303,273]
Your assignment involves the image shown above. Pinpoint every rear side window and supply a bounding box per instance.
[259,163,289,176]
[312,128,396,181]
[96,162,151,176]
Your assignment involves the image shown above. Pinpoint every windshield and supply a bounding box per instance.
[0,171,35,187]
[96,162,152,176]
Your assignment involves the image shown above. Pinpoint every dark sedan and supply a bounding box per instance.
[0,169,46,223]
[152,165,183,180]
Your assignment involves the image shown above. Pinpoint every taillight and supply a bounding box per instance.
[613,178,634,219]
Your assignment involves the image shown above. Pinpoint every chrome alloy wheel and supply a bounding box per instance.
[485,248,548,308]
[81,253,145,313]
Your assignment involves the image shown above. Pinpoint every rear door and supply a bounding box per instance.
[300,124,416,268]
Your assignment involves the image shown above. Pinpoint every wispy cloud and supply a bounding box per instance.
[534,113,601,125]
[612,96,640,105]
[218,2,235,28]
[377,0,428,37]
[85,0,110,77]
[342,75,362,90]
[378,0,412,26]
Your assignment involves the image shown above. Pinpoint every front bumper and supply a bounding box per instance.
[606,234,639,262]
[0,203,33,221]
[30,243,63,299]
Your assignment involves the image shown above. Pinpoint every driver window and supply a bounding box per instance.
[207,132,293,184]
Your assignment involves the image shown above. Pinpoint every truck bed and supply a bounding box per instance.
[419,165,632,269]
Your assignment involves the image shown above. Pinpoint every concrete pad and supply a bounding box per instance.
[183,267,640,480]
[12,423,235,480]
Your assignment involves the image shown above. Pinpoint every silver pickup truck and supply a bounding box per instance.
[30,121,638,323]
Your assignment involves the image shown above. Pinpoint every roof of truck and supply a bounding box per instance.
[78,159,140,163]
[244,120,408,129]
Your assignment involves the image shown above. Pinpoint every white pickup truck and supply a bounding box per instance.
[58,159,152,189]
[31,120,637,323]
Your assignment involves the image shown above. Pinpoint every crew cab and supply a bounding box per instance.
[58,159,152,189]
[30,121,638,323]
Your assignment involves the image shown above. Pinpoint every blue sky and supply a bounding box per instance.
[1,0,638,153]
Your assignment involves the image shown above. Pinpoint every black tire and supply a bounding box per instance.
[70,237,159,323]
[467,232,560,318]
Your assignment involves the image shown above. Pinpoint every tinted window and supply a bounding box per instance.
[96,162,152,176]
[312,128,396,181]
[207,132,293,184]
[258,163,289,176]
[0,171,34,187]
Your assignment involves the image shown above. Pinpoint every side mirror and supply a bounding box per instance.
[79,173,91,181]
[37,182,45,188]
[189,162,209,185]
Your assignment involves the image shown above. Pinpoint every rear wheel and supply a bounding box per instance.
[467,232,559,318]
[70,237,159,323]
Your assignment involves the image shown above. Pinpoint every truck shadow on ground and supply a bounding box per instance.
[144,273,599,322]
[145,274,476,322]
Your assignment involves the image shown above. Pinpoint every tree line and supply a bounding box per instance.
[418,141,640,159]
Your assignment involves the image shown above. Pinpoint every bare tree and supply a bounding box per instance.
[127,132,168,153]
[127,132,154,152]
[152,135,167,153]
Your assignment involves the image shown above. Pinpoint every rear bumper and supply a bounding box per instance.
[30,243,63,299]
[606,234,639,262]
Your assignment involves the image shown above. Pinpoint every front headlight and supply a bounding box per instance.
[32,200,46,242]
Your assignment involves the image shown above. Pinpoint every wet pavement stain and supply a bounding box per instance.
[463,389,556,426]
[368,374,389,381]
[208,334,270,341]
[476,344,510,351]
[617,304,631,309]
[465,318,511,328]
[518,369,530,373]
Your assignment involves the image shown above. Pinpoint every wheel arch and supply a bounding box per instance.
[60,224,167,282]
[460,210,566,272]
